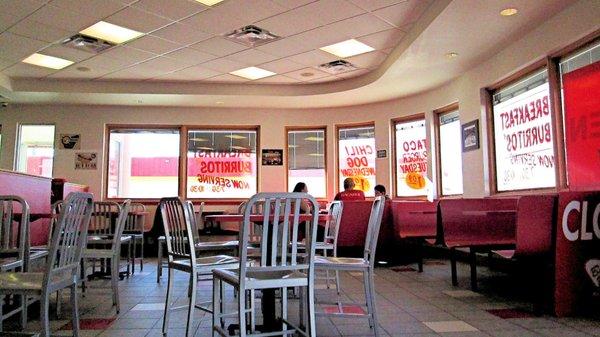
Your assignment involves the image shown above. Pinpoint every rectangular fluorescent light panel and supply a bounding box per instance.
[80,21,144,44]
[195,0,225,6]
[22,53,74,69]
[230,66,276,80]
[320,39,375,58]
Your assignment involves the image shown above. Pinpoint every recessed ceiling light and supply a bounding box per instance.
[215,101,224,105]
[22,53,74,69]
[320,39,375,58]
[445,52,459,59]
[304,136,324,141]
[500,8,518,16]
[225,134,247,140]
[230,66,276,80]
[195,0,225,5]
[79,21,143,44]
[76,66,91,72]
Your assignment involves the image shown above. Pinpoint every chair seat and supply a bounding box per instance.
[195,240,239,251]
[170,255,239,273]
[314,256,369,271]
[87,235,132,245]
[0,257,22,271]
[0,272,73,293]
[83,248,116,259]
[213,268,308,289]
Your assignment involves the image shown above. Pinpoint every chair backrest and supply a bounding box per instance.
[324,201,343,246]
[124,202,146,232]
[47,200,64,245]
[363,196,385,268]
[111,200,131,249]
[184,200,203,243]
[238,193,319,286]
[159,197,196,265]
[45,192,93,286]
[0,195,29,269]
[90,201,120,235]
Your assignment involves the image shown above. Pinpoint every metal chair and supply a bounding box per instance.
[160,197,238,337]
[316,201,344,292]
[314,196,385,337]
[124,202,146,273]
[31,201,63,253]
[0,192,93,337]
[82,200,130,314]
[212,192,319,337]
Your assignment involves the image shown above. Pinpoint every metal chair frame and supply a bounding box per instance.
[124,202,146,273]
[0,192,93,337]
[313,196,385,337]
[316,201,343,292]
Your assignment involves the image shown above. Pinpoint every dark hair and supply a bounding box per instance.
[374,184,386,194]
[343,178,354,189]
[293,182,307,193]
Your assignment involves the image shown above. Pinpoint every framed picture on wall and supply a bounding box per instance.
[261,149,283,165]
[461,119,479,152]
[59,134,81,149]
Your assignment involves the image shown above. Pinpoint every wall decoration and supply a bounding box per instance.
[59,134,81,149]
[461,119,480,152]
[261,149,283,165]
[376,149,387,158]
[75,152,97,170]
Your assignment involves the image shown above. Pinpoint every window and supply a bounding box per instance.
[560,41,600,190]
[287,129,326,198]
[186,129,257,199]
[437,110,463,195]
[16,124,55,177]
[394,118,427,197]
[338,125,376,197]
[491,69,556,191]
[107,128,180,199]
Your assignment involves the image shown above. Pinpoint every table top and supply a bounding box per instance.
[205,213,331,222]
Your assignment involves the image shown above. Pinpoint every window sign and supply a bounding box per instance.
[439,112,463,195]
[395,119,427,196]
[338,126,376,197]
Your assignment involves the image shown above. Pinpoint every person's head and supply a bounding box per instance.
[343,178,355,191]
[293,182,307,193]
[374,184,387,197]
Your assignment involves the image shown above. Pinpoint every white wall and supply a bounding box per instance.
[1,0,598,202]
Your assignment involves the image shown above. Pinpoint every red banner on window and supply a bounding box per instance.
[563,61,600,191]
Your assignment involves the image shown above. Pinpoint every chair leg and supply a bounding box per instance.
[71,284,80,337]
[238,288,247,337]
[298,286,305,330]
[363,271,374,328]
[111,256,120,313]
[212,277,221,337]
[307,279,316,337]
[56,290,62,318]
[20,294,27,329]
[40,292,50,337]
[450,248,458,286]
[140,236,144,271]
[157,241,163,283]
[249,289,255,332]
[186,272,197,337]
[335,271,341,295]
[367,269,380,337]
[81,259,87,294]
[162,267,173,335]
[281,287,288,332]
[417,240,424,273]
[469,249,478,291]
[131,239,136,275]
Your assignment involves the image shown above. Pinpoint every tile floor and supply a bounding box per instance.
[4,256,600,337]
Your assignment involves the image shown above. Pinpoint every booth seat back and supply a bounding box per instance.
[391,200,439,240]
[337,200,393,249]
[514,195,556,257]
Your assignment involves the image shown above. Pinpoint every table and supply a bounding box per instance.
[204,213,330,333]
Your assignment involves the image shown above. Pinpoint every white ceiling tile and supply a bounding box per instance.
[180,8,246,35]
[8,18,72,44]
[226,49,279,66]
[135,56,187,73]
[132,0,207,20]
[151,23,211,45]
[39,45,95,62]
[283,67,329,81]
[307,75,340,83]
[356,28,405,50]
[207,73,250,83]
[50,0,127,19]
[271,0,316,10]
[327,13,394,39]
[201,58,249,73]
[189,37,248,57]
[346,51,387,68]
[48,65,113,79]
[215,0,288,24]
[254,5,322,37]
[255,35,312,58]
[0,58,16,71]
[258,58,305,74]
[0,0,47,31]
[301,0,365,26]
[348,0,404,11]
[292,25,350,50]
[3,63,58,78]
[125,35,183,55]
[164,48,217,66]
[106,6,173,33]
[373,0,431,27]
[99,46,157,64]
[100,69,154,80]
[254,74,300,84]
[287,50,338,67]
[76,54,133,71]
[151,65,221,81]
[0,32,47,62]
[28,4,98,32]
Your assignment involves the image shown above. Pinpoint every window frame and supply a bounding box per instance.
[284,126,328,200]
[391,113,428,199]
[335,121,376,197]
[15,123,56,178]
[433,103,463,197]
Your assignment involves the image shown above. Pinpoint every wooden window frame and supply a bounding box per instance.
[391,113,427,199]
[284,126,328,200]
[433,103,463,198]
[335,122,376,197]
[15,123,56,178]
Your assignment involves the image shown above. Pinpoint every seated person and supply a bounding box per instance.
[293,182,324,240]
[334,178,366,201]
[374,184,390,200]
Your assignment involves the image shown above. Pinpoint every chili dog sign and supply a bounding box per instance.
[338,138,376,197]
[555,192,600,316]
[187,151,257,198]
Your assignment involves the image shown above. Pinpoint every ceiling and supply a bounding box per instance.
[0,0,578,108]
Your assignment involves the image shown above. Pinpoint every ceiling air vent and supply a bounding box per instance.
[223,25,280,47]
[318,60,356,74]
[61,34,115,54]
